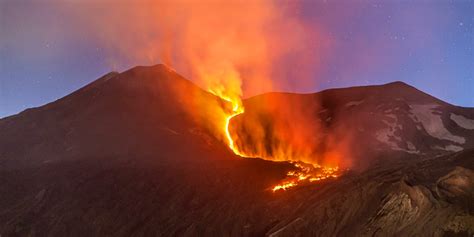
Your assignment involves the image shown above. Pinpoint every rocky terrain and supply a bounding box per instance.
[0,65,473,236]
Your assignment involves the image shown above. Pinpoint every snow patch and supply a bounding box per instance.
[375,129,399,149]
[375,115,419,154]
[162,127,179,135]
[386,114,397,120]
[450,113,474,130]
[318,109,328,114]
[409,104,465,144]
[433,145,464,152]
[406,142,417,152]
[345,100,364,107]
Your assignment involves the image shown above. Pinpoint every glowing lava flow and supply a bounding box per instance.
[209,90,341,192]
[207,89,247,157]
[225,107,246,157]
[272,164,340,192]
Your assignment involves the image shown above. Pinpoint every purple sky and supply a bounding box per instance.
[1,0,473,118]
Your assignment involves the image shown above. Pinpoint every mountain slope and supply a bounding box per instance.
[0,65,235,168]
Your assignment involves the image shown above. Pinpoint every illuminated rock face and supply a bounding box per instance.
[0,65,473,236]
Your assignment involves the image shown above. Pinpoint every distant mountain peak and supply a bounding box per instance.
[126,64,177,75]
[383,81,410,87]
[381,81,421,93]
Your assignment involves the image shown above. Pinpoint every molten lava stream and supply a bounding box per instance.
[224,106,246,157]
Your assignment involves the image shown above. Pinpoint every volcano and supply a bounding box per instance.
[0,65,473,236]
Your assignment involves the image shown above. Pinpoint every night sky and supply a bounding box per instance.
[1,0,473,118]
